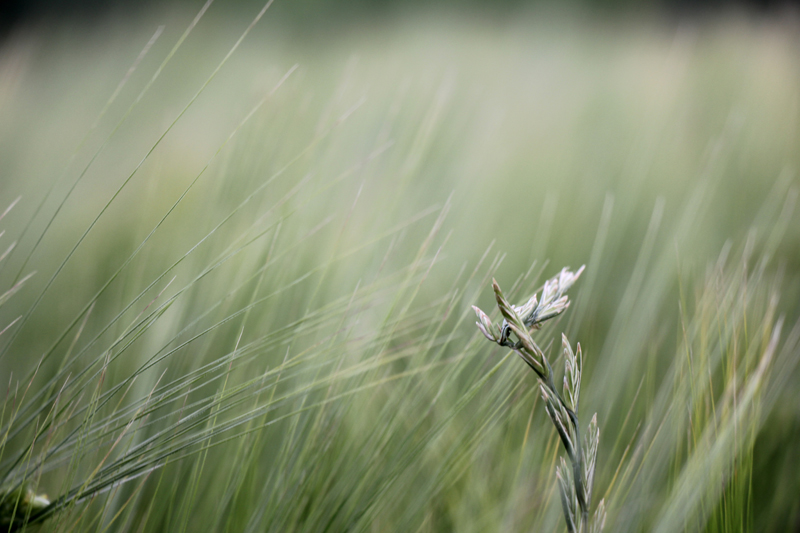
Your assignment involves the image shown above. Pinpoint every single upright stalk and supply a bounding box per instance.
[473,266,605,533]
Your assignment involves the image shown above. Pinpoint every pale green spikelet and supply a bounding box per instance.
[0,485,50,531]
[474,266,605,533]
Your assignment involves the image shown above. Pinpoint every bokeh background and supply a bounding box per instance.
[0,0,799,531]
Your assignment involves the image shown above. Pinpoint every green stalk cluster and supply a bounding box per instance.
[0,199,49,531]
[473,266,606,533]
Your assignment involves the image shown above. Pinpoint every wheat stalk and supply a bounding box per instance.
[473,265,606,533]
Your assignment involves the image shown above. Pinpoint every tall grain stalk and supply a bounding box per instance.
[473,266,606,533]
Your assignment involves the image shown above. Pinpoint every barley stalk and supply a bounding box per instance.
[473,265,606,533]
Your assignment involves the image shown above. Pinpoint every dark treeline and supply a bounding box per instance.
[0,0,794,31]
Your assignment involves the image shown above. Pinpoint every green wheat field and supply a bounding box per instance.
[0,3,799,531]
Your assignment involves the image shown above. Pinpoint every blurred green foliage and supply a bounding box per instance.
[0,5,798,531]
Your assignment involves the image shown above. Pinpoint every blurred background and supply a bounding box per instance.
[1,0,798,33]
[0,0,799,531]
